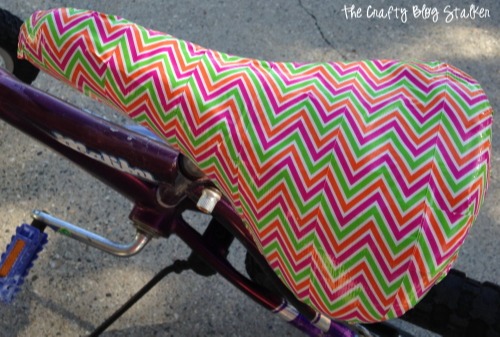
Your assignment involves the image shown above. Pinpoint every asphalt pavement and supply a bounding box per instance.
[0,1,498,336]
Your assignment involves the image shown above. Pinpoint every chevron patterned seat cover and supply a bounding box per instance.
[18,8,492,323]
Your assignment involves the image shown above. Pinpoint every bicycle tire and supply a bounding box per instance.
[0,8,38,84]
[401,269,500,337]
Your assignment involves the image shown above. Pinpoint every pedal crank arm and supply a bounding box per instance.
[32,210,151,257]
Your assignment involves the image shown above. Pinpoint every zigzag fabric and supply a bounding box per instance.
[18,8,493,323]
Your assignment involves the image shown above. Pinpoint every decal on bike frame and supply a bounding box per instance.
[52,132,156,182]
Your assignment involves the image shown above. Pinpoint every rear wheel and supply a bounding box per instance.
[402,269,500,337]
[0,8,38,84]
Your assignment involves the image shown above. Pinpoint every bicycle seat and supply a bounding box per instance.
[18,8,493,323]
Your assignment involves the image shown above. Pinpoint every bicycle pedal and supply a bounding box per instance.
[0,224,48,303]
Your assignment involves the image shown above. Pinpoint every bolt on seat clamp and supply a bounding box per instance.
[197,188,222,214]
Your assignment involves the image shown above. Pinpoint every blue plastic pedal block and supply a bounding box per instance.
[0,224,48,303]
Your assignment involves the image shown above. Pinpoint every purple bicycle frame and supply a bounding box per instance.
[0,68,357,337]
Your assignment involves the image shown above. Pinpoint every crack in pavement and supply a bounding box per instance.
[297,0,348,59]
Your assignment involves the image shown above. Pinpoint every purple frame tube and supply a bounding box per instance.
[0,68,356,337]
